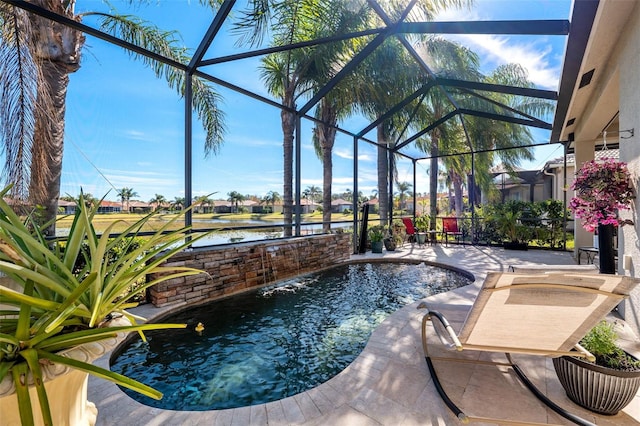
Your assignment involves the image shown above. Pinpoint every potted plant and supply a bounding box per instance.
[492,201,531,250]
[569,157,635,273]
[368,225,385,253]
[413,215,429,244]
[382,225,396,251]
[0,186,211,425]
[553,320,640,415]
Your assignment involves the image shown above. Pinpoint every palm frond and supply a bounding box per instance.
[0,3,37,199]
[93,12,226,157]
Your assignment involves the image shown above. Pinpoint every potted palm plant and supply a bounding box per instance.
[413,215,429,244]
[553,320,640,415]
[0,185,211,425]
[368,225,385,253]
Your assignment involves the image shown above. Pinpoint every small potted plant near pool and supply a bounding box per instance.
[368,225,385,253]
[553,320,640,415]
[413,215,429,244]
[0,185,210,425]
[382,225,398,251]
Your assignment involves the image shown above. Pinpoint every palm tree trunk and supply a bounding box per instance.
[452,172,464,215]
[29,61,70,237]
[26,1,84,236]
[318,102,337,233]
[281,108,295,237]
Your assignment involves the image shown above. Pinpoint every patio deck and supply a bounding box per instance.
[89,244,640,425]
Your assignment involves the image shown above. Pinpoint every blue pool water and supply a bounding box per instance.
[110,262,471,410]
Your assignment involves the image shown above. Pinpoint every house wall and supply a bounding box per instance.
[147,233,351,307]
[617,2,640,336]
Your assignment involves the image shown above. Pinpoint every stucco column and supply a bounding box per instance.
[572,139,596,252]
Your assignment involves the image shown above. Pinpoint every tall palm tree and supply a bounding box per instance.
[0,1,225,236]
[227,191,245,213]
[171,196,185,212]
[240,0,327,237]
[262,190,281,214]
[116,187,138,213]
[148,193,166,212]
[396,181,412,212]
[302,185,322,204]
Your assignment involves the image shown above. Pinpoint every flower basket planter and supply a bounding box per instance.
[553,354,640,415]
[371,240,383,253]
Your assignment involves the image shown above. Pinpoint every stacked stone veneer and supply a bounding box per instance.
[148,233,351,307]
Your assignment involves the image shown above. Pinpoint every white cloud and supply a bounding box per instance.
[433,6,561,90]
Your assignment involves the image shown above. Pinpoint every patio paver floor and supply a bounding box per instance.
[89,244,640,425]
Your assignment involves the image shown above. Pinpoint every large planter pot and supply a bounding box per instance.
[503,241,528,250]
[553,355,640,415]
[0,319,128,426]
[371,240,383,253]
[416,233,426,244]
[383,238,396,251]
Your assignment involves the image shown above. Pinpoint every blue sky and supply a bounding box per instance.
[53,0,572,203]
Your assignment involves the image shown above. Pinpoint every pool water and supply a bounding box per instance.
[110,262,471,410]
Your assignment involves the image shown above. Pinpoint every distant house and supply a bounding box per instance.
[97,200,121,214]
[57,199,76,215]
[128,201,152,213]
[541,150,618,202]
[480,150,619,207]
[331,198,352,213]
[480,165,545,204]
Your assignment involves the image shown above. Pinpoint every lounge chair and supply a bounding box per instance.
[401,217,417,245]
[442,217,463,246]
[420,271,638,425]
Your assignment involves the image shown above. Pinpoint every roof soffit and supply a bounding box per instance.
[559,0,635,144]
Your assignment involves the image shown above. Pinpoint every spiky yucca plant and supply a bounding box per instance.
[0,185,210,425]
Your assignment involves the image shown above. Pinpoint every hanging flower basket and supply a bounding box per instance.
[569,157,635,232]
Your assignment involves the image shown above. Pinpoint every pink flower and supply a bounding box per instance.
[569,158,635,232]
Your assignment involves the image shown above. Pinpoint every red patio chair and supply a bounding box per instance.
[442,217,463,246]
[401,217,416,245]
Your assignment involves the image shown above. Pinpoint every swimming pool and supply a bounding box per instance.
[110,261,471,410]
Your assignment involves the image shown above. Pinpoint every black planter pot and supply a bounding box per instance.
[553,355,640,415]
[383,238,396,251]
[503,241,528,250]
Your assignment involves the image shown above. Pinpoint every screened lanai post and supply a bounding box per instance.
[388,144,394,227]
[353,135,359,253]
[470,151,475,243]
[184,72,193,235]
[412,158,417,219]
[563,141,568,250]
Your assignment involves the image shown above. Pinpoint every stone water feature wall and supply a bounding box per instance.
[148,233,351,307]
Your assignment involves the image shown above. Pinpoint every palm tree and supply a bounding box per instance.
[171,196,185,212]
[240,0,357,236]
[227,191,245,213]
[194,195,213,214]
[116,187,138,213]
[396,181,412,213]
[261,190,281,214]
[1,1,225,236]
[149,193,166,212]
